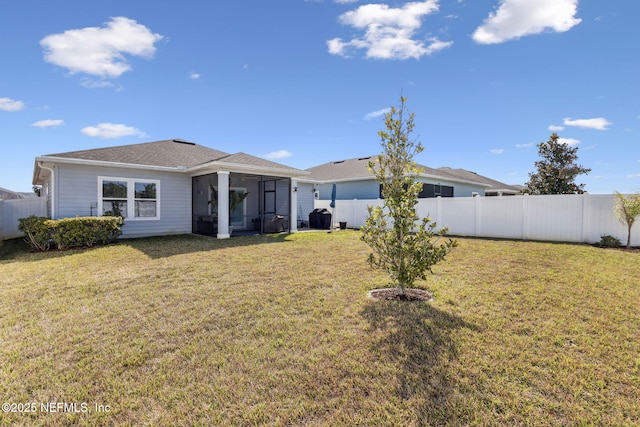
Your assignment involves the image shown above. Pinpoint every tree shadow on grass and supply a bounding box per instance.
[0,233,293,262]
[122,233,293,259]
[361,299,480,426]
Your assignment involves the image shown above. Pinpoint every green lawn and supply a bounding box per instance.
[1,231,638,426]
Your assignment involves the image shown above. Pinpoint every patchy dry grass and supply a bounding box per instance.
[0,231,638,426]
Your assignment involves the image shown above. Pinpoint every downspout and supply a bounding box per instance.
[38,162,55,219]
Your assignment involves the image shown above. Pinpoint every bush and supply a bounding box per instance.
[18,216,123,252]
[596,234,621,248]
[18,216,53,252]
[48,217,123,249]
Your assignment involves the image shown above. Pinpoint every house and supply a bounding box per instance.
[32,139,309,239]
[0,187,37,200]
[300,155,517,203]
[435,167,522,196]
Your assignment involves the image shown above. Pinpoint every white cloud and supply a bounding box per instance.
[32,119,64,128]
[365,107,391,120]
[263,150,293,160]
[80,79,119,90]
[548,125,565,131]
[558,137,580,146]
[516,142,535,148]
[81,123,147,139]
[472,0,581,44]
[563,117,612,130]
[327,1,453,60]
[0,97,25,111]
[189,72,201,80]
[40,17,163,78]
[490,148,505,154]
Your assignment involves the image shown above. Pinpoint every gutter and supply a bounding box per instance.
[35,156,188,173]
[37,161,55,218]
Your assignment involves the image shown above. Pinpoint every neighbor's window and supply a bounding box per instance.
[99,177,160,220]
[379,183,455,198]
[420,183,454,198]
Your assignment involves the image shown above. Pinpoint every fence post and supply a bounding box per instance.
[0,199,4,240]
[580,194,588,243]
[521,194,529,240]
[474,195,481,237]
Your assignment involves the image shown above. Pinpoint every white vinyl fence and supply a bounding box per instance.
[316,194,640,246]
[0,198,47,240]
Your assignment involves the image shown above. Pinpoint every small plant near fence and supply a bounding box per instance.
[18,216,123,252]
[596,234,621,248]
[614,191,640,249]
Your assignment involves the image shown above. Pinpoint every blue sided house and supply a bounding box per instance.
[32,139,309,239]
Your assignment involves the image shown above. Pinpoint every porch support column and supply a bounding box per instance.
[290,179,298,233]
[217,171,231,239]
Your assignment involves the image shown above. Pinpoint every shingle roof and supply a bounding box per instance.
[304,155,522,192]
[0,187,26,200]
[44,139,230,168]
[436,167,522,194]
[305,156,379,181]
[35,139,306,185]
[219,152,300,171]
[305,155,491,187]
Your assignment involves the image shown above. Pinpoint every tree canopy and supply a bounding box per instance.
[525,133,591,195]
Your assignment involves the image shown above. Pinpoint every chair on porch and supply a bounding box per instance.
[196,215,217,235]
[262,215,288,233]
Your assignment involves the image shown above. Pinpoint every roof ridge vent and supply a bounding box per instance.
[333,160,345,164]
[172,138,196,145]
[357,156,371,161]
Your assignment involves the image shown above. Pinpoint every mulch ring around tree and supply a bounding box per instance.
[367,288,434,302]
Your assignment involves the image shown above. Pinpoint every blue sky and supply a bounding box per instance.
[1,0,638,194]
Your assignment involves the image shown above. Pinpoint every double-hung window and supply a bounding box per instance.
[99,177,160,220]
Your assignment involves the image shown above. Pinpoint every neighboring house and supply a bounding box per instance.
[435,167,522,196]
[32,139,309,239]
[301,155,515,203]
[0,187,36,200]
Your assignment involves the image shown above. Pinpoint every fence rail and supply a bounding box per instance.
[0,198,47,240]
[315,194,640,246]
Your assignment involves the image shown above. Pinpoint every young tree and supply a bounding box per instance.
[361,97,456,296]
[614,191,640,249]
[525,133,591,194]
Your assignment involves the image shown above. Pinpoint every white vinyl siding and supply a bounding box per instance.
[296,182,316,226]
[55,164,191,238]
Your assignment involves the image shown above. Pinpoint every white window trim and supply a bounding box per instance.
[98,176,161,221]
